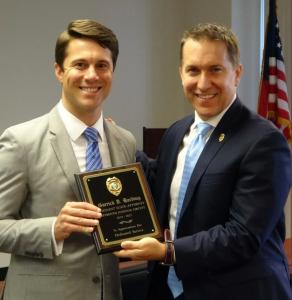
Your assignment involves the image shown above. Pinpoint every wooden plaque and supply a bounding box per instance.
[75,163,162,254]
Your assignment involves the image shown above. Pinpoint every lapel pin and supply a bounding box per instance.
[218,133,225,142]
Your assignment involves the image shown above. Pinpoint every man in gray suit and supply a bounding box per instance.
[0,19,136,300]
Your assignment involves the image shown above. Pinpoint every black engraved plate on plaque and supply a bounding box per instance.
[74,163,162,254]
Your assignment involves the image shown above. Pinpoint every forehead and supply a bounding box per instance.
[64,38,112,63]
[182,38,230,66]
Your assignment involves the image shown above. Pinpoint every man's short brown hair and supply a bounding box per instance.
[55,19,119,70]
[180,23,240,67]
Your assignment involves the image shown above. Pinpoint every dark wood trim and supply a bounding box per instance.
[143,127,166,158]
[0,281,4,297]
[284,238,292,282]
[0,267,7,282]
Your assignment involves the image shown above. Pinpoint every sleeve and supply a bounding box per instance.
[0,128,55,259]
[51,218,64,256]
[136,150,157,195]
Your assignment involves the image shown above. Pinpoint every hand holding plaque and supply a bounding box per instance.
[75,163,162,254]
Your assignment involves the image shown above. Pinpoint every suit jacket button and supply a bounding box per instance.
[92,276,100,284]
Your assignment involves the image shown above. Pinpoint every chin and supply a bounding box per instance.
[196,109,217,120]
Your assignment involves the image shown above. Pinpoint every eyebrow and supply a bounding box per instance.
[70,58,111,65]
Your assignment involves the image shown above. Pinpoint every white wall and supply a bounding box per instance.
[0,0,232,149]
[232,0,262,111]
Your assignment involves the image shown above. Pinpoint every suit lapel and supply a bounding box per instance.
[179,99,243,220]
[167,117,195,176]
[48,107,80,198]
[157,116,194,219]
[104,120,128,167]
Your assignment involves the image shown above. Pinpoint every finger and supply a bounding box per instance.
[61,205,102,220]
[65,201,101,213]
[114,249,139,258]
[62,214,100,227]
[54,218,96,241]
[114,250,126,257]
[60,222,96,234]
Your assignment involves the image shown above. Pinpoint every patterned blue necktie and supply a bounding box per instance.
[83,127,103,171]
[167,122,212,298]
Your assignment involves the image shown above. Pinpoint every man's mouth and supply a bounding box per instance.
[195,93,217,100]
[80,87,102,93]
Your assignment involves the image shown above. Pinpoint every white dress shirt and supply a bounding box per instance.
[57,100,112,171]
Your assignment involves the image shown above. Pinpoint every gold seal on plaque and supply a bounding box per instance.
[106,177,122,196]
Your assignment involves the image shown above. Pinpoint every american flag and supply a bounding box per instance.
[258,0,292,143]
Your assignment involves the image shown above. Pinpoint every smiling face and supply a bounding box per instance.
[180,38,242,120]
[55,38,114,125]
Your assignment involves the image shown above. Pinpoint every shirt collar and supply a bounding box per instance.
[57,100,105,142]
[192,94,237,130]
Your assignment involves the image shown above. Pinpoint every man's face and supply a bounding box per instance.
[55,38,114,124]
[180,38,242,120]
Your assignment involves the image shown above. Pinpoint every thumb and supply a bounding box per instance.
[120,240,140,249]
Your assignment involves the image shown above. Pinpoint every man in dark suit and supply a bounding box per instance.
[116,23,292,300]
[0,19,136,300]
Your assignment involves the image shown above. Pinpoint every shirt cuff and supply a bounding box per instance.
[51,218,64,256]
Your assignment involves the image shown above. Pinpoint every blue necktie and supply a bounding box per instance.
[167,122,212,298]
[83,127,103,171]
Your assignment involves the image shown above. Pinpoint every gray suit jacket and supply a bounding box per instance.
[0,106,136,300]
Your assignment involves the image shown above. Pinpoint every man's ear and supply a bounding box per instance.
[235,64,243,87]
[54,62,64,83]
[179,66,183,86]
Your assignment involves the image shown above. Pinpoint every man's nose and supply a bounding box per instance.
[197,72,211,90]
[84,65,99,80]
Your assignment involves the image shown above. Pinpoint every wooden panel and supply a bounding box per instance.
[284,238,292,282]
[142,127,166,158]
[0,267,7,282]
[119,260,148,300]
[0,281,4,297]
[0,267,8,297]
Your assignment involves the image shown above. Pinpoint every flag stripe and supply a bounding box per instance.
[258,0,292,143]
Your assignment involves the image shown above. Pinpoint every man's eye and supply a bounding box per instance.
[73,62,87,70]
[211,67,223,73]
[96,62,109,70]
[187,68,199,75]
